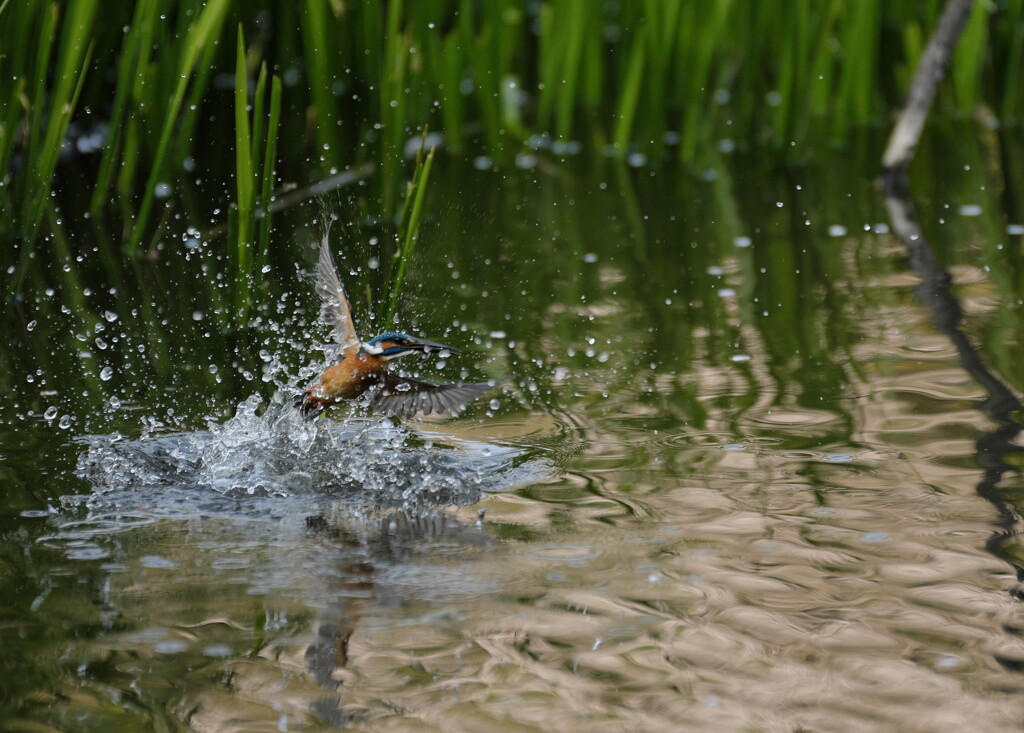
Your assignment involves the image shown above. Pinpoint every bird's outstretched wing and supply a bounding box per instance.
[315,234,360,355]
[372,374,499,417]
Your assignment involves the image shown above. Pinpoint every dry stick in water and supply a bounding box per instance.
[881,0,975,173]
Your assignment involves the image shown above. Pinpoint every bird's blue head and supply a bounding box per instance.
[361,332,458,361]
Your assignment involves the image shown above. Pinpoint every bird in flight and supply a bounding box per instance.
[297,237,500,418]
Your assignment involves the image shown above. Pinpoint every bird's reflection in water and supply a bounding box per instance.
[300,507,491,727]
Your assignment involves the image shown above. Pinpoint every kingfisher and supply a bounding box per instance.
[297,237,499,418]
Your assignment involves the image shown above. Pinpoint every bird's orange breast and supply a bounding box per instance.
[316,352,387,400]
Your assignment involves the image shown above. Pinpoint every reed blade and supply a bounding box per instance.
[382,142,436,327]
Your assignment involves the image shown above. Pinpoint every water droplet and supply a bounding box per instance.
[154,640,189,654]
[514,153,537,169]
[26,320,37,331]
[43,406,58,421]
[99,366,113,381]
[66,545,109,561]
[141,555,177,569]
[58,414,72,429]
[203,643,232,658]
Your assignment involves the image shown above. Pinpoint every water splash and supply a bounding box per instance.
[75,391,545,516]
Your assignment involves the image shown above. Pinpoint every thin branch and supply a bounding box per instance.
[881,0,975,173]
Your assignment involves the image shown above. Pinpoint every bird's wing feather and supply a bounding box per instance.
[372,374,498,417]
[315,235,360,355]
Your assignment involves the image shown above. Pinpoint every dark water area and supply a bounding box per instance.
[4,124,1024,731]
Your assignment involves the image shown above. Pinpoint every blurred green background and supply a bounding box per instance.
[1,0,1019,275]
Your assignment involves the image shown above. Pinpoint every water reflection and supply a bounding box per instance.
[882,171,1024,600]
[6,132,1024,729]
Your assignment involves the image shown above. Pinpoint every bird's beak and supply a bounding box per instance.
[407,337,459,356]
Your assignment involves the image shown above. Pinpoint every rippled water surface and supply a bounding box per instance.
[4,132,1024,731]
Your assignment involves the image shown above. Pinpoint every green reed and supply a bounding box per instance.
[126,0,230,254]
[301,0,341,160]
[381,138,436,328]
[230,26,282,325]
[379,0,407,217]
[89,0,157,214]
[0,1,96,278]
